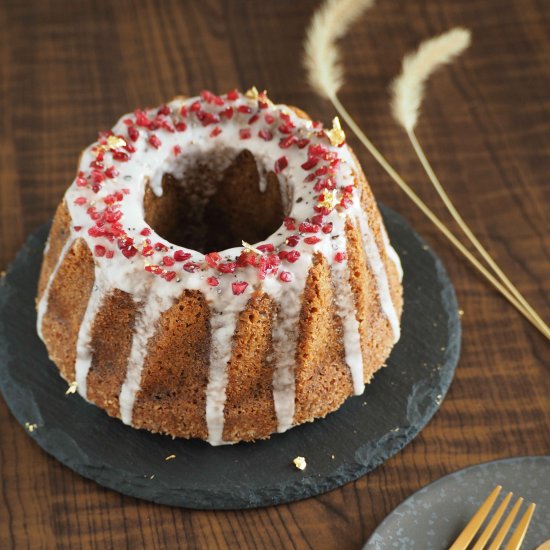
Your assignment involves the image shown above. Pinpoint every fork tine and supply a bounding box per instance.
[472,492,513,550]
[449,486,502,550]
[504,502,536,550]
[488,497,523,550]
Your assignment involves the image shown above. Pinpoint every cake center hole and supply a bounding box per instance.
[144,149,285,253]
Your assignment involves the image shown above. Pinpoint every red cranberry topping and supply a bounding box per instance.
[279,135,298,149]
[94,245,106,257]
[304,236,321,245]
[322,222,333,234]
[226,89,239,101]
[175,122,187,132]
[248,114,260,124]
[335,252,347,263]
[286,250,300,263]
[301,158,320,171]
[74,197,87,205]
[76,174,87,187]
[258,129,273,141]
[183,261,200,273]
[286,235,300,247]
[174,250,192,262]
[264,113,275,124]
[299,221,320,233]
[197,110,220,126]
[162,256,175,266]
[163,271,177,282]
[239,128,252,140]
[74,226,82,232]
[190,101,201,112]
[128,126,139,142]
[279,271,293,282]
[112,151,129,162]
[148,134,161,149]
[105,250,114,259]
[140,228,151,236]
[237,105,252,114]
[201,90,224,105]
[205,252,221,268]
[232,281,248,295]
[207,276,219,287]
[256,243,274,253]
[218,262,237,274]
[173,145,182,156]
[220,106,234,119]
[274,156,288,174]
[283,217,296,230]
[121,245,138,258]
[145,264,163,275]
[210,126,222,137]
[104,166,118,179]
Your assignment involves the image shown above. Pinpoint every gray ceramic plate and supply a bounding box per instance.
[364,456,550,549]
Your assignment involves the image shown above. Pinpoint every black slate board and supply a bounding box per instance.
[0,205,460,510]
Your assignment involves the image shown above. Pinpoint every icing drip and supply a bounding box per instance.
[381,224,403,282]
[329,235,365,395]
[264,261,309,433]
[37,237,75,340]
[355,212,401,343]
[74,272,107,399]
[118,291,172,424]
[205,308,239,445]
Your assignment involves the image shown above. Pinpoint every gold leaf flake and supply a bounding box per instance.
[65,381,78,395]
[245,86,260,100]
[107,135,127,149]
[165,454,176,461]
[326,116,345,146]
[317,190,339,211]
[242,240,262,255]
[25,422,38,433]
[293,456,307,470]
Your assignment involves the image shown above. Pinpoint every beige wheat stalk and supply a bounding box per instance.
[391,29,549,338]
[304,0,549,339]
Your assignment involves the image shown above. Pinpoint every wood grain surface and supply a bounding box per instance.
[1,1,549,548]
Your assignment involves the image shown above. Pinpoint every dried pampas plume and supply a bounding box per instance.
[390,29,549,338]
[304,0,375,99]
[304,1,549,339]
[391,28,471,132]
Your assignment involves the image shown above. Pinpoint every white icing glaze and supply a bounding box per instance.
[37,237,74,340]
[355,210,401,343]
[37,90,402,444]
[74,272,107,398]
[381,224,404,282]
[327,224,365,395]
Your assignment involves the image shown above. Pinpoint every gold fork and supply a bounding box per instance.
[449,485,537,550]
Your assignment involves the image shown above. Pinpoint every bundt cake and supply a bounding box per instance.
[36,88,403,445]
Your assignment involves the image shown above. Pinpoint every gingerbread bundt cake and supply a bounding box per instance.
[36,89,403,445]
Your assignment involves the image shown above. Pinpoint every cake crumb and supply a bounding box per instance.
[25,422,38,433]
[293,456,307,470]
[65,381,78,395]
[165,454,176,461]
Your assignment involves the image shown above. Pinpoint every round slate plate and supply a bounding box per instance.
[0,205,460,510]
[364,456,550,549]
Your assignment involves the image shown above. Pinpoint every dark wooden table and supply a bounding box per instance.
[1,1,549,548]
